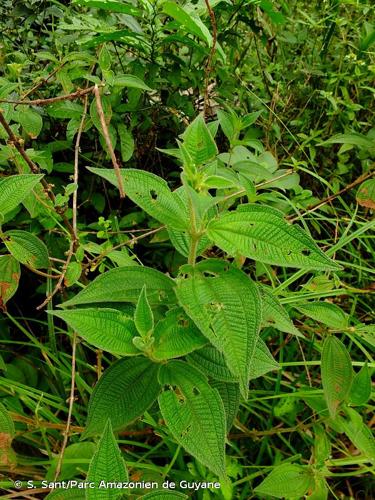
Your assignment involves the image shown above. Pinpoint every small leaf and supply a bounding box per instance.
[152,308,207,360]
[134,286,154,339]
[16,108,43,138]
[254,463,314,499]
[207,204,340,270]
[340,408,375,463]
[182,114,218,166]
[86,420,128,499]
[349,363,372,406]
[64,261,82,287]
[61,266,176,308]
[319,133,374,149]
[88,168,189,230]
[3,230,49,269]
[176,268,261,398]
[111,74,152,91]
[117,123,134,162]
[51,308,139,356]
[308,476,329,500]
[158,360,226,477]
[297,301,348,329]
[259,285,302,337]
[313,424,331,466]
[321,336,353,418]
[85,357,160,437]
[356,178,375,209]
[0,255,20,309]
[0,174,44,217]
[249,338,279,380]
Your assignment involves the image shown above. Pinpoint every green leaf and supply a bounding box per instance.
[73,0,142,16]
[340,408,375,463]
[16,108,43,138]
[313,424,331,466]
[319,133,374,149]
[61,266,176,308]
[88,168,189,230]
[163,2,212,46]
[250,338,279,380]
[84,357,160,437]
[321,336,353,418]
[0,402,15,438]
[349,363,372,406]
[207,204,340,270]
[51,308,139,356]
[254,463,314,499]
[141,492,188,499]
[47,102,84,119]
[3,230,49,269]
[356,178,375,209]
[306,476,328,500]
[117,123,134,162]
[111,74,152,91]
[86,420,128,500]
[90,96,112,137]
[134,285,154,339]
[211,380,240,431]
[46,442,96,481]
[176,268,261,398]
[64,261,82,287]
[0,174,44,217]
[151,308,207,360]
[181,114,218,166]
[0,254,21,308]
[259,285,302,337]
[45,490,86,500]
[158,360,226,477]
[296,301,348,329]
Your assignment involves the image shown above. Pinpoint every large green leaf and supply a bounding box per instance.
[0,174,44,217]
[187,346,237,383]
[112,75,152,91]
[152,308,207,360]
[321,336,353,418]
[207,204,340,270]
[349,363,372,406]
[86,420,128,500]
[45,490,85,500]
[61,266,176,308]
[296,301,348,329]
[134,286,154,339]
[16,108,43,138]
[3,230,49,269]
[176,268,261,398]
[88,168,188,230]
[0,254,20,308]
[254,463,314,499]
[84,358,160,437]
[141,493,188,499]
[163,3,212,46]
[51,308,139,356]
[158,361,226,477]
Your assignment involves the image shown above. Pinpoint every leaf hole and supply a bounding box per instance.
[150,189,158,201]
[301,248,311,256]
[180,424,192,438]
[192,387,200,396]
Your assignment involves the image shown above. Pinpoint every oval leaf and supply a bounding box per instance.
[254,463,314,499]
[0,254,20,309]
[321,336,353,418]
[4,230,49,269]
[207,204,340,270]
[61,266,176,308]
[51,308,139,356]
[84,357,160,437]
[0,174,44,217]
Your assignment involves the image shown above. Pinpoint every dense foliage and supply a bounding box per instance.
[0,0,374,499]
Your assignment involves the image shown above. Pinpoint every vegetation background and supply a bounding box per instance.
[0,0,374,499]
